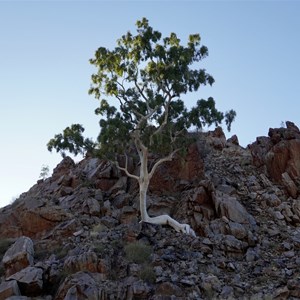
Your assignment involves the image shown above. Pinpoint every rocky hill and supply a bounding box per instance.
[1,121,300,299]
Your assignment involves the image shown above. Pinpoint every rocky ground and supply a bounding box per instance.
[1,121,300,299]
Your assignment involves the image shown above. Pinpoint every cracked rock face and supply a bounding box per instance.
[2,236,34,277]
[0,122,300,299]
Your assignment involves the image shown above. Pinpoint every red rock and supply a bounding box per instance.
[19,206,72,238]
[282,172,298,198]
[149,143,204,193]
[249,136,273,168]
[0,280,21,299]
[52,157,75,180]
[2,236,34,277]
[250,122,300,186]
[266,139,300,182]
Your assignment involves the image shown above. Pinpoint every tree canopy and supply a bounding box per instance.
[48,18,235,159]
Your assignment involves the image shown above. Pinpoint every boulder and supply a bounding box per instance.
[82,198,101,216]
[213,191,256,226]
[282,172,298,198]
[156,281,183,297]
[249,136,273,168]
[2,236,34,277]
[0,202,74,239]
[222,234,248,252]
[7,266,43,296]
[227,134,239,146]
[19,206,72,238]
[208,126,226,144]
[64,252,98,273]
[52,156,75,180]
[81,158,119,191]
[0,280,21,299]
[266,139,300,182]
[55,271,105,300]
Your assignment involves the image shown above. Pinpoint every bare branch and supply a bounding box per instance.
[134,79,148,103]
[134,79,160,117]
[115,155,139,181]
[148,148,179,180]
[134,106,158,131]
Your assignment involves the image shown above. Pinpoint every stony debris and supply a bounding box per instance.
[0,122,300,299]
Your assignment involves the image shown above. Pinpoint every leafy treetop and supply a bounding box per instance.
[48,18,236,159]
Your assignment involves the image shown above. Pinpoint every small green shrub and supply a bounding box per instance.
[53,246,68,259]
[139,263,156,283]
[111,239,123,250]
[125,241,152,264]
[93,241,106,255]
[90,224,107,238]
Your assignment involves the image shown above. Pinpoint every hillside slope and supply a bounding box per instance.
[1,122,300,299]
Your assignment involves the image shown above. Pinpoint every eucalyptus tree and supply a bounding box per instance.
[48,18,236,236]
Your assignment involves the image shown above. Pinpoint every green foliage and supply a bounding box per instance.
[48,18,236,159]
[39,164,50,179]
[90,224,107,238]
[139,263,156,283]
[47,124,95,157]
[53,246,69,260]
[93,241,106,256]
[125,241,152,264]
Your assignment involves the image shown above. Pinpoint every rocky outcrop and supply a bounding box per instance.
[0,122,300,299]
[249,121,300,198]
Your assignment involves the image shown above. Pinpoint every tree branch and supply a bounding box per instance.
[148,148,179,180]
[150,95,172,145]
[134,79,160,118]
[115,155,139,181]
[134,79,148,103]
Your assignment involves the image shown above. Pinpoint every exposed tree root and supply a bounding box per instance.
[141,214,196,237]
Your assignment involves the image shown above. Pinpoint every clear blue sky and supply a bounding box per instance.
[1,1,299,207]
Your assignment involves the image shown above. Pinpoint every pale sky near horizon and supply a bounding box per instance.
[0,1,299,208]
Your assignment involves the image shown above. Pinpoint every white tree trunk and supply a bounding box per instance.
[139,183,196,236]
[117,135,196,237]
[138,150,196,237]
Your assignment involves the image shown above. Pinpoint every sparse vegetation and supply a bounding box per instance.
[90,223,107,238]
[139,263,156,283]
[93,241,106,256]
[39,164,50,179]
[53,245,69,260]
[125,241,152,264]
